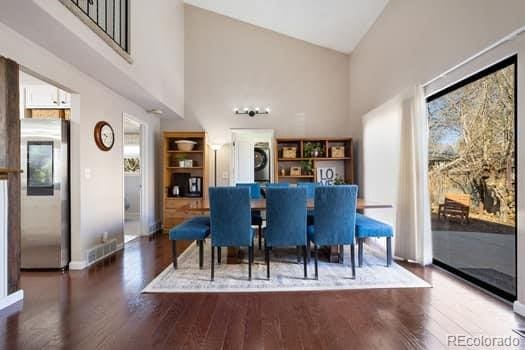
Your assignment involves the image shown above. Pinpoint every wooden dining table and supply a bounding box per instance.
[182,198,392,263]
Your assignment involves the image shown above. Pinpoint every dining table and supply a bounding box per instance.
[182,198,393,263]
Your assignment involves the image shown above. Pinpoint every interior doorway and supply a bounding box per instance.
[231,129,274,185]
[123,115,145,243]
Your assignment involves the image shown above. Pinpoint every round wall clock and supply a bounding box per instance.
[94,121,115,151]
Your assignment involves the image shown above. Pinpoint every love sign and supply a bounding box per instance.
[317,167,336,185]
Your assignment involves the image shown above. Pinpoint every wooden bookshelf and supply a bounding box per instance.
[162,131,209,233]
[274,137,354,184]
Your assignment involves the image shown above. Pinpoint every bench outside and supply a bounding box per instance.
[438,193,470,224]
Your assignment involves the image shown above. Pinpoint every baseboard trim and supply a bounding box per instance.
[147,221,161,235]
[69,260,87,270]
[514,301,525,316]
[0,289,24,311]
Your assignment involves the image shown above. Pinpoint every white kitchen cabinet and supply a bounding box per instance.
[25,86,71,109]
[58,89,71,108]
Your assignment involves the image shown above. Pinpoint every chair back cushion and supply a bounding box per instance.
[265,188,307,247]
[297,182,320,199]
[266,183,289,188]
[313,185,358,245]
[209,187,252,247]
[236,183,262,199]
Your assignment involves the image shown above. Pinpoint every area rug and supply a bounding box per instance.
[143,240,431,293]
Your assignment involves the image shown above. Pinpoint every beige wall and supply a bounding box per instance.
[349,0,525,309]
[162,5,350,183]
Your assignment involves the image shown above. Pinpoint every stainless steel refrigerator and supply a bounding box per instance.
[21,119,70,269]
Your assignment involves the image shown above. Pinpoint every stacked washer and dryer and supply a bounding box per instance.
[254,142,271,183]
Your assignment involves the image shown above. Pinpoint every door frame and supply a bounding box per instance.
[230,129,275,185]
[122,113,147,236]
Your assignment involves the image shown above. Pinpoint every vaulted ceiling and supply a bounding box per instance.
[183,0,389,54]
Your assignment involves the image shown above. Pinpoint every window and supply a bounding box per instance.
[427,56,517,301]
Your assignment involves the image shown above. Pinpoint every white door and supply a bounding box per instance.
[233,139,254,184]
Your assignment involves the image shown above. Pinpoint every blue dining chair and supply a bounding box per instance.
[307,185,358,279]
[266,182,290,188]
[297,182,320,225]
[297,182,319,199]
[209,187,255,281]
[263,182,289,198]
[236,183,264,249]
[264,187,308,279]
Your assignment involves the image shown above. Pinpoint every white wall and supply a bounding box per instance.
[162,4,351,184]
[0,22,161,265]
[349,0,525,309]
[0,0,184,119]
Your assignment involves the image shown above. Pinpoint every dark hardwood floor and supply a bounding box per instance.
[1,234,523,349]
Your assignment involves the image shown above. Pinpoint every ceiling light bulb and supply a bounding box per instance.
[244,107,249,112]
[265,107,271,113]
[234,107,239,113]
[255,107,260,112]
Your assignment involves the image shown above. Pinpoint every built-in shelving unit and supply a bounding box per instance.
[274,137,354,184]
[162,131,208,233]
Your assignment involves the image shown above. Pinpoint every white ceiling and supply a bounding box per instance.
[184,0,389,54]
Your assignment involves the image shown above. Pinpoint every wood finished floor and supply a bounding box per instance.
[1,234,524,349]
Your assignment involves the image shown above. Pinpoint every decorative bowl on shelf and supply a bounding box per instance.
[175,140,197,151]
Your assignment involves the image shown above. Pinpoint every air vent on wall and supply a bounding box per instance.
[85,239,117,265]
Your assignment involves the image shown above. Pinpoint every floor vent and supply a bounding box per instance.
[86,239,117,265]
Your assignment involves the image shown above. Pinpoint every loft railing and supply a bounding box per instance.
[68,0,128,53]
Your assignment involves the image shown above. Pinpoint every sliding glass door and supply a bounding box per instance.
[427,56,517,301]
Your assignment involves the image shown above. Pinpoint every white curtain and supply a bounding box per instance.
[361,85,432,265]
[394,85,433,265]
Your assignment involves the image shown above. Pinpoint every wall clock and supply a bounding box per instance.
[94,121,115,151]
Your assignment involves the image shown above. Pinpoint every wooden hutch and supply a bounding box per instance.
[162,131,209,233]
[274,137,354,184]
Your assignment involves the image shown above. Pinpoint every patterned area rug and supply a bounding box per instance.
[143,240,431,293]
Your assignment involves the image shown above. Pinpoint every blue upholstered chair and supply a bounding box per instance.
[169,216,210,269]
[297,182,319,199]
[297,182,320,225]
[264,188,308,279]
[307,185,358,279]
[262,183,289,198]
[209,187,255,281]
[355,213,394,267]
[236,183,264,249]
[266,182,290,188]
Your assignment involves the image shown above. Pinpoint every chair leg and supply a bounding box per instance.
[386,237,392,267]
[296,246,301,263]
[303,245,307,279]
[358,238,364,267]
[172,240,177,269]
[350,244,356,279]
[198,240,204,269]
[248,246,253,281]
[339,244,344,264]
[258,224,262,250]
[314,244,319,280]
[211,245,215,281]
[307,241,311,264]
[217,247,221,265]
[266,245,270,280]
